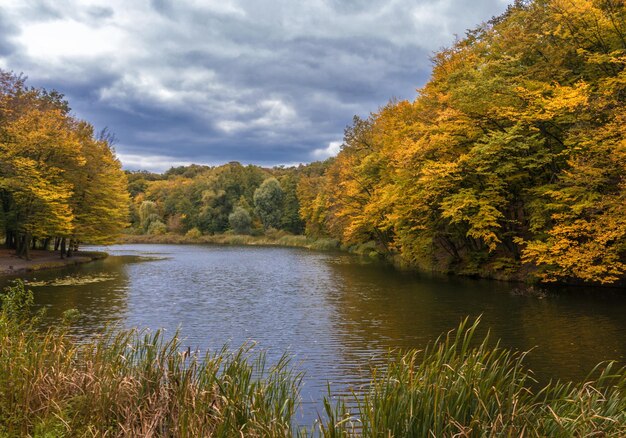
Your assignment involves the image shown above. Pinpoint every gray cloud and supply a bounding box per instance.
[0,10,18,57]
[1,0,510,171]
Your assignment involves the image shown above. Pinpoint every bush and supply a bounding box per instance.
[228,207,252,235]
[147,220,167,235]
[277,235,309,247]
[184,227,202,239]
[309,238,340,251]
[264,227,288,240]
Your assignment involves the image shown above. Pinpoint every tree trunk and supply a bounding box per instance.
[60,238,66,259]
[5,229,15,249]
[16,232,32,260]
[15,234,23,257]
[24,233,31,260]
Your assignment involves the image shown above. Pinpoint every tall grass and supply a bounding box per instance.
[0,281,301,437]
[117,232,341,252]
[1,282,624,437]
[316,318,626,437]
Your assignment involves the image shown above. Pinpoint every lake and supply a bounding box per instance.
[2,243,625,424]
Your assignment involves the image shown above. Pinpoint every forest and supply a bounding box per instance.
[2,0,625,285]
[297,0,626,284]
[0,71,129,259]
[125,162,317,237]
[129,0,626,285]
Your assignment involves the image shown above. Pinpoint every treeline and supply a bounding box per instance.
[298,0,626,284]
[0,71,129,259]
[126,162,325,236]
[128,0,625,284]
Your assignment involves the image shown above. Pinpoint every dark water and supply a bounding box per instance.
[2,244,625,423]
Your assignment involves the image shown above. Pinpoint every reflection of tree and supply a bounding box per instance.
[517,300,626,384]
[323,257,626,384]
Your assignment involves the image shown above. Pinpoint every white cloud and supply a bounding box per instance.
[311,141,342,160]
[186,0,246,17]
[18,19,126,61]
[216,99,299,133]
[117,152,209,172]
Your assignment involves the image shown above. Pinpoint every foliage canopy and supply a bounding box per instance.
[296,0,626,284]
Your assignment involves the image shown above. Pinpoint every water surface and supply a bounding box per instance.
[3,244,625,423]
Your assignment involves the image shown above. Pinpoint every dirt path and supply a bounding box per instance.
[0,249,107,276]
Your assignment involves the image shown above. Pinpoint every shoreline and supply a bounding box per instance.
[117,234,626,289]
[116,232,342,251]
[0,249,108,277]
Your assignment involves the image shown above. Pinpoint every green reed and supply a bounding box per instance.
[314,317,626,437]
[0,281,301,437]
[1,281,624,437]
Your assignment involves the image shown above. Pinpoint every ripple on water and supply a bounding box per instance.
[3,243,624,426]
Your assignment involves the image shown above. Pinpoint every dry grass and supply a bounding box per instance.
[117,232,340,252]
[1,282,624,437]
[0,282,301,437]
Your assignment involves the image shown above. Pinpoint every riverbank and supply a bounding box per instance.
[0,249,107,276]
[117,233,626,287]
[117,232,342,252]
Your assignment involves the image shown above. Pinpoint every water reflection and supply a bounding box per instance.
[0,254,145,336]
[325,259,626,384]
[1,244,624,423]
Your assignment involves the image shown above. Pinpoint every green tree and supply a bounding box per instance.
[229,206,252,234]
[278,173,304,234]
[138,201,160,232]
[253,178,284,230]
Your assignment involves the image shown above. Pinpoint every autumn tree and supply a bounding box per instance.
[0,70,129,258]
[298,0,626,284]
[68,124,129,251]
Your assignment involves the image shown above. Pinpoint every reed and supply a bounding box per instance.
[0,281,302,437]
[1,282,624,437]
[117,232,341,252]
[315,317,626,437]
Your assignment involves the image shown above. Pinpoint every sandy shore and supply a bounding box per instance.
[0,249,107,276]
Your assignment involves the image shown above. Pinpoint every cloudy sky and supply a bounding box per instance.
[1,0,509,171]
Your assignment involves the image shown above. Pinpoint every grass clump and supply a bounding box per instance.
[309,238,340,251]
[0,281,301,437]
[316,317,626,437]
[1,282,625,437]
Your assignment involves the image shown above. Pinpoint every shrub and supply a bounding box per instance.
[228,207,252,234]
[309,238,340,251]
[184,227,202,239]
[147,220,167,235]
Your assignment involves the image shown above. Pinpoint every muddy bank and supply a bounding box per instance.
[0,249,107,276]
